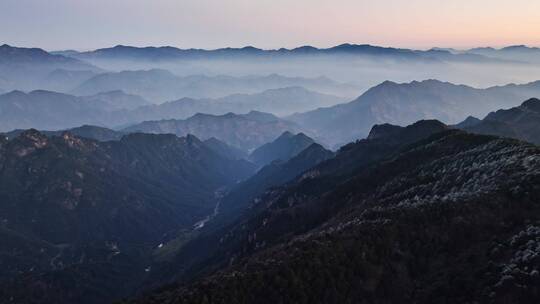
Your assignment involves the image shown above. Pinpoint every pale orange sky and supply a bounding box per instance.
[1,0,539,50]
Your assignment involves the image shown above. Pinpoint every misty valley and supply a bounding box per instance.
[1,41,540,304]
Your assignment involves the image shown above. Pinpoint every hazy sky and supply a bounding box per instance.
[1,0,539,50]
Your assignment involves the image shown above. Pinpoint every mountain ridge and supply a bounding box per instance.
[289,79,540,147]
[57,43,514,64]
[127,123,540,304]
[249,131,317,167]
[457,98,540,144]
[122,111,305,151]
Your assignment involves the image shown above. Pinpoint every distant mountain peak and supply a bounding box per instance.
[367,79,451,95]
[459,98,540,144]
[379,80,398,86]
[409,79,452,87]
[295,132,310,139]
[243,111,280,122]
[363,119,447,145]
[249,131,316,167]
[408,119,448,131]
[93,89,126,96]
[502,45,530,50]
[185,133,202,144]
[3,90,27,97]
[29,89,70,97]
[454,116,482,129]
[521,98,540,112]
[240,46,260,51]
[278,131,295,138]
[367,123,403,140]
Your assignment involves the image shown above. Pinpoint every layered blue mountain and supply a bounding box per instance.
[62,44,506,63]
[289,79,540,147]
[0,90,150,131]
[456,98,540,144]
[71,69,357,102]
[122,111,305,151]
[249,131,317,167]
[0,44,100,91]
[122,86,346,118]
[468,45,540,63]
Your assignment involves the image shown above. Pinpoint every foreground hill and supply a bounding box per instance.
[457,98,540,144]
[123,111,305,151]
[129,120,448,288]
[289,79,540,147]
[130,122,540,304]
[0,130,255,304]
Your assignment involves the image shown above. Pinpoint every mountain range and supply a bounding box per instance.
[289,79,540,147]
[456,98,540,144]
[128,120,540,304]
[3,43,540,100]
[71,69,358,102]
[2,103,540,303]
[0,90,148,131]
[0,44,100,92]
[127,120,449,289]
[2,41,540,304]
[57,44,510,64]
[123,111,305,151]
[468,45,540,63]
[4,78,540,150]
[121,86,345,119]
[0,44,363,100]
[0,86,340,132]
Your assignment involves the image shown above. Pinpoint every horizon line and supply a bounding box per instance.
[2,42,535,53]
